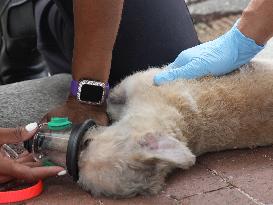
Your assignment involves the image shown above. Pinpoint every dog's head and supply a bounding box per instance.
[78,126,195,198]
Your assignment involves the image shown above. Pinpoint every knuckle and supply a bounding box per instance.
[10,162,20,176]
[24,171,36,182]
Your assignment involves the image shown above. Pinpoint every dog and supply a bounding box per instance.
[77,59,273,198]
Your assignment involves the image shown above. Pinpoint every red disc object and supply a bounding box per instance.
[0,180,43,203]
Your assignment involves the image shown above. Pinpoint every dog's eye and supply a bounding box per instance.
[82,138,93,149]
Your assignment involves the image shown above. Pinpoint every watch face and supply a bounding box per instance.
[79,83,104,104]
[77,80,106,105]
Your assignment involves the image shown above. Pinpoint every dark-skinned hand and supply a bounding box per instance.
[41,95,109,126]
[0,124,64,184]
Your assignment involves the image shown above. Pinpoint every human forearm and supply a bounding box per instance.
[72,0,124,82]
[238,0,273,45]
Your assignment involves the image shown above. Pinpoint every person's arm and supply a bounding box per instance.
[0,123,64,183]
[44,0,124,125]
[238,0,273,45]
[72,0,124,82]
[154,0,273,85]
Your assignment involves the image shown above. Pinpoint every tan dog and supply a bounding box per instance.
[78,59,273,198]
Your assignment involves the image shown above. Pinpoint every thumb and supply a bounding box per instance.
[0,122,38,144]
[154,60,209,86]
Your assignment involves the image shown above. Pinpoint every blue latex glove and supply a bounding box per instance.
[154,21,264,86]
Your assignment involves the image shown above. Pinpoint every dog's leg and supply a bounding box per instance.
[109,82,127,104]
[107,81,128,121]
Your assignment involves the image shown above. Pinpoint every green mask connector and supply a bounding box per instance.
[42,160,57,167]
[47,117,72,131]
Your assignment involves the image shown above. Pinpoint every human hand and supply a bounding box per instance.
[0,123,64,183]
[154,21,264,85]
[42,95,109,126]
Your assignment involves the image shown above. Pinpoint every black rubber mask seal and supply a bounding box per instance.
[66,119,97,181]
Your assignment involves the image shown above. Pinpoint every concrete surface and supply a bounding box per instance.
[187,0,250,16]
[0,74,71,128]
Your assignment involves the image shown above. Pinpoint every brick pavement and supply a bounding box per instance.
[194,15,240,42]
[20,147,273,205]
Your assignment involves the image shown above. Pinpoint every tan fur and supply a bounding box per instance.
[78,59,273,198]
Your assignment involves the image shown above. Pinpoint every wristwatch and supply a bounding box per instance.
[70,79,109,105]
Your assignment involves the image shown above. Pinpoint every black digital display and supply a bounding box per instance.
[79,84,104,103]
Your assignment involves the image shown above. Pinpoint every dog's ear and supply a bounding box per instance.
[138,132,196,169]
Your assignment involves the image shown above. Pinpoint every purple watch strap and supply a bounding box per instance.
[70,80,110,97]
[70,80,79,96]
[105,82,110,98]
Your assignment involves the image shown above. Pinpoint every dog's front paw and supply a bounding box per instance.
[109,89,127,105]
[107,102,125,122]
[107,83,128,121]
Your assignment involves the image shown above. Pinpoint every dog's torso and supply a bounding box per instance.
[109,59,273,155]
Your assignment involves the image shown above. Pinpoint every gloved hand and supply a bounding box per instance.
[154,21,264,86]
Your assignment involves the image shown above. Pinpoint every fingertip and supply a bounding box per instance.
[51,166,65,174]
[154,70,177,86]
[153,74,161,86]
[22,122,38,141]
[57,170,67,176]
[153,74,166,86]
[25,122,38,133]
[32,166,65,179]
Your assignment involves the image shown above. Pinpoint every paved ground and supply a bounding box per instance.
[16,147,273,205]
[187,0,250,17]
[5,0,273,204]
